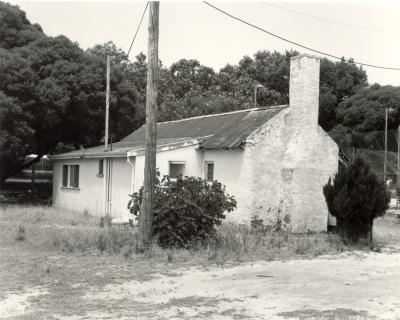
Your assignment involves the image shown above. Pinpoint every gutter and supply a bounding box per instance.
[48,151,127,160]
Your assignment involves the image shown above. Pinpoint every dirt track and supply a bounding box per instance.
[2,248,400,319]
[79,249,400,319]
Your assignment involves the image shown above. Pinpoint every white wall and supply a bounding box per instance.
[109,158,132,220]
[53,158,105,217]
[133,145,204,192]
[245,109,291,226]
[53,157,132,220]
[132,145,250,224]
[243,108,339,232]
[202,149,252,224]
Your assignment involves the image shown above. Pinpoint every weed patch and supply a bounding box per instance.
[0,205,389,263]
[15,225,26,241]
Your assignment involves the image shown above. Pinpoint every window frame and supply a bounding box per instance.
[69,165,79,188]
[169,161,186,180]
[62,165,68,187]
[61,164,80,190]
[97,159,104,177]
[204,161,214,182]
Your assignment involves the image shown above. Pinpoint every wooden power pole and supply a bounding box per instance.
[138,1,159,249]
[105,55,110,152]
[397,125,400,191]
[384,107,388,182]
[104,55,110,215]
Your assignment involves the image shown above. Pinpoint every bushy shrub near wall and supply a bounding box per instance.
[323,156,390,242]
[128,174,236,248]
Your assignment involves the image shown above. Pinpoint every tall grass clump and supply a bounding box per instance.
[47,224,138,255]
[207,222,349,262]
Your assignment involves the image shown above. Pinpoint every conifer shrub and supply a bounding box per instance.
[323,156,390,242]
[128,173,236,248]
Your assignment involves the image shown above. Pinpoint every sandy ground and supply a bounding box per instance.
[1,248,400,319]
[1,215,400,319]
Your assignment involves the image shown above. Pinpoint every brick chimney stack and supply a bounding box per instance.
[289,54,320,129]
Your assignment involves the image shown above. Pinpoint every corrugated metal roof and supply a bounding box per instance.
[123,106,288,149]
[51,106,288,159]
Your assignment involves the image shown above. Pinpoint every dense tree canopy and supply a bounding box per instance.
[2,1,398,186]
[0,2,144,184]
[0,1,43,49]
[332,84,400,150]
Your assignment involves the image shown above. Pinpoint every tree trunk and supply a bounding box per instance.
[138,1,159,250]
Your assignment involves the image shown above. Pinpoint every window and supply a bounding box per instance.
[98,159,104,176]
[205,161,214,182]
[61,164,80,189]
[70,165,79,188]
[62,165,68,187]
[169,161,185,179]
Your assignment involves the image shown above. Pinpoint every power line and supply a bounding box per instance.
[203,1,400,71]
[261,2,400,35]
[127,1,149,58]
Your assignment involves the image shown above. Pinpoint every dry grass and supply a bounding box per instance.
[0,204,98,226]
[0,205,138,256]
[0,204,390,264]
[2,205,399,320]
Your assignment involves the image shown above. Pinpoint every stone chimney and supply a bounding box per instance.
[289,54,320,129]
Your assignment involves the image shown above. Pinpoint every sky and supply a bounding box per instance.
[8,0,400,86]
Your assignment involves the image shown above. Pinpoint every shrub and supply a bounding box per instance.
[323,156,390,242]
[128,173,236,248]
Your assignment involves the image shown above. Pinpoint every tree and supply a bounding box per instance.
[0,2,146,185]
[335,84,400,149]
[323,156,389,242]
[1,1,375,187]
[0,2,43,49]
[319,58,368,131]
[237,50,297,104]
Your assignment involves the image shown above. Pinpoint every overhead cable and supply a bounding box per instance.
[203,1,400,71]
[261,2,399,35]
[127,1,149,58]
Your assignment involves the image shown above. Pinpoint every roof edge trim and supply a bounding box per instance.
[157,105,288,125]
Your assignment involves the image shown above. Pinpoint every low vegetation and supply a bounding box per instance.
[0,204,386,265]
[128,174,236,248]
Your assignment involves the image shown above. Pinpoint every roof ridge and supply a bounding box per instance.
[157,105,288,125]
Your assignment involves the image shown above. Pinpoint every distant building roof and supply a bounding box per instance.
[50,106,288,160]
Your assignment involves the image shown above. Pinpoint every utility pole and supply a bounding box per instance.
[397,125,400,191]
[105,55,110,152]
[104,55,111,215]
[384,107,388,183]
[138,1,159,250]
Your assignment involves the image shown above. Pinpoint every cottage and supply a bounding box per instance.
[50,54,339,232]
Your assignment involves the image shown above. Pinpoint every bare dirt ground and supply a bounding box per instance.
[1,216,400,320]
